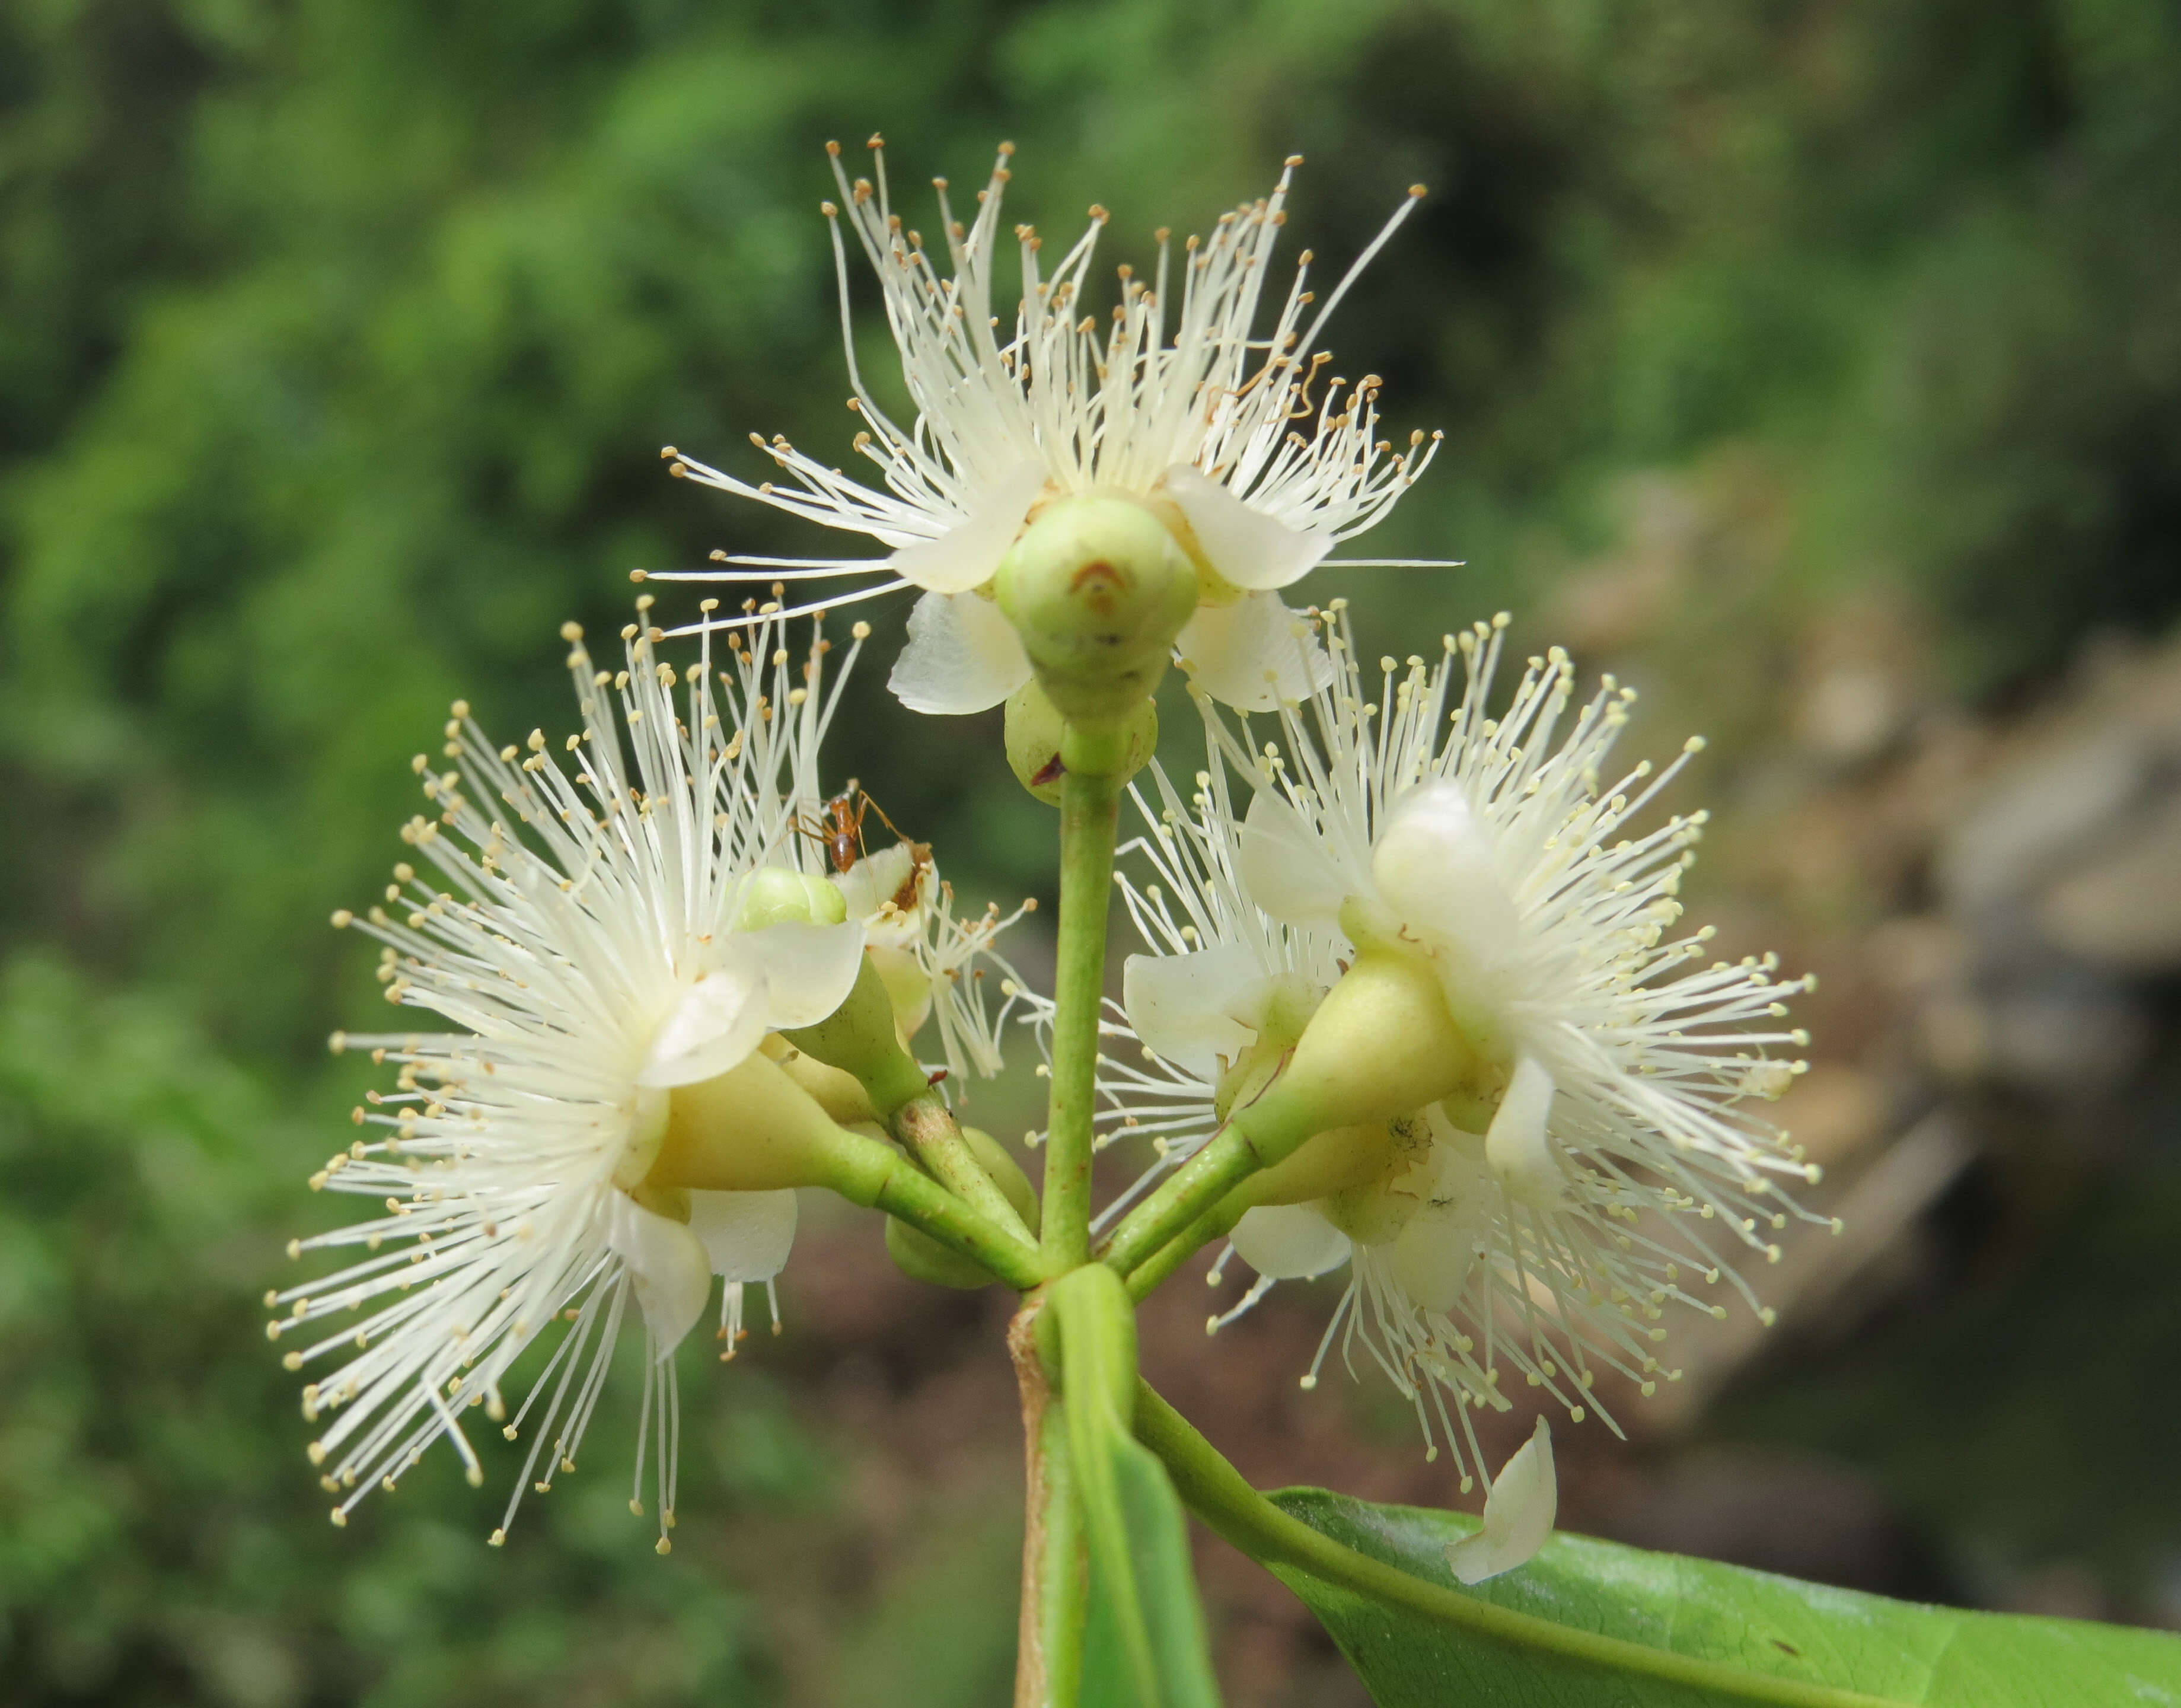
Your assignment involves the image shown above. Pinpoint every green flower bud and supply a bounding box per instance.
[735,866,849,932]
[993,495,1197,726]
[1004,677,1158,805]
[886,1213,991,1288]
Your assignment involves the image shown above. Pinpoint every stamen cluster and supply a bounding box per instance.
[1105,607,1824,1489]
[275,603,1022,1547]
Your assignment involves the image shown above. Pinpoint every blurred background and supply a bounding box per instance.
[5,1,2180,1702]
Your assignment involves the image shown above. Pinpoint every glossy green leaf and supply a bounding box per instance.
[1268,1487,2181,1708]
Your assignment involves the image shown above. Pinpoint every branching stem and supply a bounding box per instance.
[831,1132,1048,1291]
[895,1093,1036,1246]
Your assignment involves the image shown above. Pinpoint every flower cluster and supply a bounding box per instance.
[273,601,1025,1547]
[1105,606,1823,1492]
[658,139,1444,715]
[274,144,1823,1598]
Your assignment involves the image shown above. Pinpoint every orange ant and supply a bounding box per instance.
[801,782,932,913]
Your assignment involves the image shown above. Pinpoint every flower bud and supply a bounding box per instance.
[885,1212,990,1288]
[993,495,1197,725]
[735,866,849,931]
[1005,677,1158,805]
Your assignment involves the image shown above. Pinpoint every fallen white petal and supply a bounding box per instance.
[606,1194,715,1359]
[742,919,866,1030]
[1235,789,1353,928]
[637,960,768,1088]
[885,460,1048,594]
[1230,1203,1353,1280]
[1164,465,1334,591]
[1446,1416,1557,1584]
[1121,944,1266,1079]
[1372,780,1523,974]
[1484,1054,1566,1210]
[685,1188,799,1283]
[1174,592,1334,712]
[888,589,1034,715]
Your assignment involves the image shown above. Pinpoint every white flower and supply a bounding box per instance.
[272,606,872,1550]
[659,140,1446,715]
[1105,606,1825,1493]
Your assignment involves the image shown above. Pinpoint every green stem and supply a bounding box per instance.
[895,1093,1037,1247]
[1124,1199,1241,1302]
[1132,1383,1909,1708]
[1010,1299,1082,1708]
[1034,1400,1085,1707]
[830,1130,1050,1292]
[1042,754,1121,1270]
[1102,1105,1281,1279]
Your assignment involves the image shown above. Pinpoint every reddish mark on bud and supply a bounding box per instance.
[1069,557,1126,615]
[926,1068,950,1088]
[1031,754,1066,787]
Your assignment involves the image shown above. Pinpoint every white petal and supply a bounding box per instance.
[607,1194,713,1359]
[1121,944,1266,1079]
[1372,780,1523,973]
[685,1188,799,1283]
[1447,1417,1557,1584]
[1389,1203,1479,1314]
[1174,592,1334,713]
[637,961,767,1088]
[1235,788,1350,928]
[885,460,1048,593]
[1164,464,1334,591]
[1485,1054,1565,1210]
[741,919,866,1030]
[1230,1203,1353,1280]
[888,589,1034,715]
[834,845,916,923]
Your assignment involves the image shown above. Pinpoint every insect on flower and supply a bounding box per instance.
[800,782,933,914]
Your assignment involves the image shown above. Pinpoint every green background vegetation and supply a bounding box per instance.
[5,1,2179,1702]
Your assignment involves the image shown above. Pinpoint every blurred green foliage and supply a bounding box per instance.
[4,1,2179,1701]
